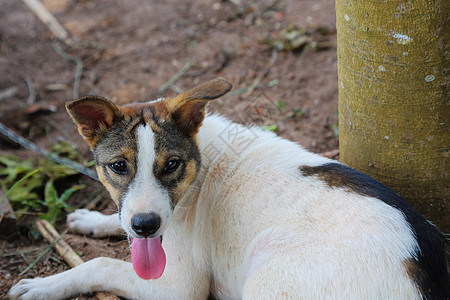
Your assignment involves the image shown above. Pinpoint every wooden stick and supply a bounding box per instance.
[36,219,83,267]
[0,86,18,101]
[22,0,71,44]
[36,219,119,300]
[320,149,340,159]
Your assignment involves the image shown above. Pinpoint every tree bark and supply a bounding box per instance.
[336,0,449,230]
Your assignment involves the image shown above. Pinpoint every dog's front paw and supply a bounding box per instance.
[67,209,121,238]
[8,278,59,300]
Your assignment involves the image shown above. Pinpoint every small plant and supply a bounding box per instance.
[0,141,87,225]
[42,178,84,225]
[262,124,278,132]
[263,24,332,52]
[292,107,304,118]
[0,169,38,207]
[275,100,287,113]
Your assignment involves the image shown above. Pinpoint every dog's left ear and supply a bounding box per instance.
[166,77,232,136]
[66,96,123,147]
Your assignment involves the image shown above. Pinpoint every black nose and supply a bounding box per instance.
[131,212,161,238]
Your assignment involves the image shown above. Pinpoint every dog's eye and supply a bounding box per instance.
[109,161,128,174]
[163,159,180,174]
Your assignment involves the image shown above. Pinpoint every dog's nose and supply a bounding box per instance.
[131,212,161,238]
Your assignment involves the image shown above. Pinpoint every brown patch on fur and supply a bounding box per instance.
[404,258,426,296]
[301,165,352,190]
[123,115,143,135]
[153,148,170,170]
[96,150,136,202]
[172,159,197,204]
[121,100,170,125]
[151,100,170,120]
[300,163,387,197]
[96,165,120,203]
[120,102,148,117]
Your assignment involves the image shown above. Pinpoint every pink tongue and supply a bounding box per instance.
[131,237,166,280]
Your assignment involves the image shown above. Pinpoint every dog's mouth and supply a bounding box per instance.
[129,236,166,280]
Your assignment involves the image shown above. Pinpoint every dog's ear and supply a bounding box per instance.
[166,77,232,136]
[66,96,123,147]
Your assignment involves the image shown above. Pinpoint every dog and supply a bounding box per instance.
[9,78,449,299]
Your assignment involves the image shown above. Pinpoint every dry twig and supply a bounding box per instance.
[36,219,119,300]
[0,121,98,181]
[52,42,83,99]
[18,230,66,276]
[0,86,18,101]
[23,76,36,106]
[22,0,72,44]
[295,44,310,68]
[158,56,197,94]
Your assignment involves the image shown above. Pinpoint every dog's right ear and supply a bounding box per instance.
[165,77,232,136]
[66,96,123,147]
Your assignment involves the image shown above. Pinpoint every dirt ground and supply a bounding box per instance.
[0,0,339,298]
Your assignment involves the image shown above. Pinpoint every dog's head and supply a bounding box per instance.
[66,78,232,279]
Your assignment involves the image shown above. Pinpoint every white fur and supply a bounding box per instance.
[120,125,172,238]
[9,115,422,300]
[67,209,122,237]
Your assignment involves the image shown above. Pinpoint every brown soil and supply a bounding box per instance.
[0,0,338,298]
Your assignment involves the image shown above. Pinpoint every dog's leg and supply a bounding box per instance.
[9,258,137,300]
[67,209,122,237]
[8,256,208,300]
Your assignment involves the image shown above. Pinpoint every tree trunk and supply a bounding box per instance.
[336,0,449,231]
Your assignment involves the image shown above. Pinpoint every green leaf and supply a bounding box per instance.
[275,101,287,112]
[292,107,304,117]
[0,170,39,207]
[85,160,95,168]
[44,180,58,206]
[40,181,85,224]
[0,141,88,226]
[50,140,83,162]
[41,180,61,224]
[58,184,85,208]
[262,124,278,132]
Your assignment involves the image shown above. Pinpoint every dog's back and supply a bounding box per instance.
[195,115,449,299]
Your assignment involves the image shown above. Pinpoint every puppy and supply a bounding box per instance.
[9,78,449,299]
